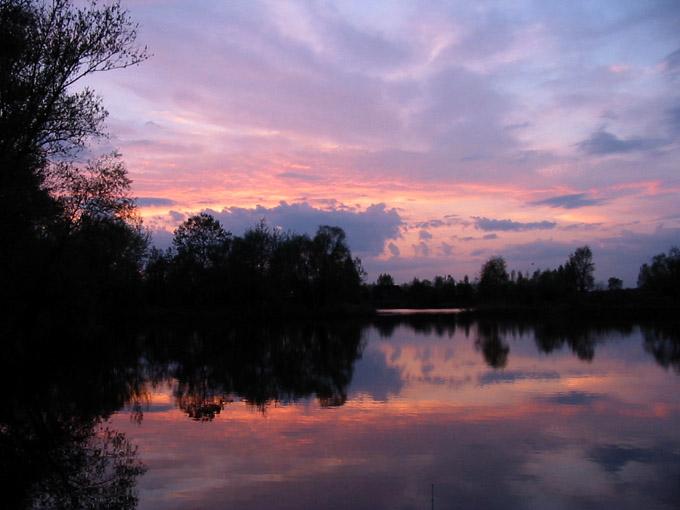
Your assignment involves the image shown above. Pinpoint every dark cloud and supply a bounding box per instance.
[137,197,176,207]
[483,233,499,240]
[473,217,557,232]
[439,242,453,257]
[387,242,400,257]
[529,193,605,209]
[577,130,661,155]
[419,229,433,241]
[208,202,402,256]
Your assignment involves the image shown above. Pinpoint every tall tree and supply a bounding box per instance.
[0,0,148,317]
[0,0,147,244]
[565,245,595,293]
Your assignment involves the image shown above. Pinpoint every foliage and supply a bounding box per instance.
[172,213,231,269]
[478,256,509,300]
[0,0,149,320]
[565,245,595,293]
[376,273,395,287]
[148,216,365,311]
[638,246,680,298]
[607,277,623,291]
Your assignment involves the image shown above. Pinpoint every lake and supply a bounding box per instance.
[3,314,679,509]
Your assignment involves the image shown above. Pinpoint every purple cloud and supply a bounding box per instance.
[206,202,402,256]
[473,217,557,232]
[577,130,662,155]
[529,193,605,209]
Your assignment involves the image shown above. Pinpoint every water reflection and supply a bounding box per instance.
[643,322,680,372]
[0,322,146,509]
[137,320,365,419]
[3,315,680,509]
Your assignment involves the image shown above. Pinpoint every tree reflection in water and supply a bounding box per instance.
[137,319,366,420]
[0,321,147,509]
[474,321,509,368]
[372,313,680,372]
[643,322,680,373]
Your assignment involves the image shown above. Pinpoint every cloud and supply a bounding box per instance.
[458,233,499,242]
[418,229,433,240]
[276,172,324,182]
[562,222,604,231]
[412,242,431,257]
[439,242,453,257]
[662,47,680,75]
[168,210,186,222]
[529,193,605,209]
[207,201,402,256]
[387,242,400,257]
[577,130,661,155]
[666,104,680,134]
[137,197,176,207]
[472,217,557,232]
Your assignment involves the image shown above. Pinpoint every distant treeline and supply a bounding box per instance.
[366,245,680,312]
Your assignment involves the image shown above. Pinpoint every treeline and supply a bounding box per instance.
[143,214,364,311]
[367,245,680,310]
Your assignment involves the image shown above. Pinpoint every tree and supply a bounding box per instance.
[607,277,623,291]
[376,273,395,287]
[1,0,148,239]
[0,0,148,317]
[172,213,231,269]
[638,247,680,298]
[478,256,509,300]
[309,226,364,306]
[565,245,595,293]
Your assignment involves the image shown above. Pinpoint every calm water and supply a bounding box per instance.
[108,316,680,510]
[2,315,679,509]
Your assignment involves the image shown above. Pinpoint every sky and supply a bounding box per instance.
[83,0,680,286]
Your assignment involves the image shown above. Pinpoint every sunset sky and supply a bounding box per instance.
[85,0,680,285]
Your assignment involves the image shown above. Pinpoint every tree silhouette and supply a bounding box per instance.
[1,0,147,240]
[479,256,509,301]
[565,245,595,293]
[1,0,148,320]
[638,247,680,298]
[172,213,231,269]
